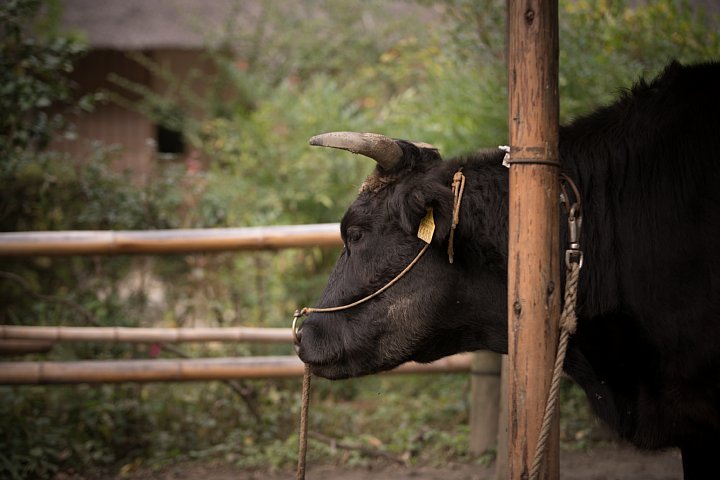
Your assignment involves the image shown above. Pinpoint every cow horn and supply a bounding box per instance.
[309,132,403,171]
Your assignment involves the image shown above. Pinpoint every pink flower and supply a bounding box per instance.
[149,343,162,358]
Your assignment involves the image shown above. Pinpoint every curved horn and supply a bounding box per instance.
[309,132,403,171]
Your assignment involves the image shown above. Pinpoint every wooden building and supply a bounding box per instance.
[56,0,254,177]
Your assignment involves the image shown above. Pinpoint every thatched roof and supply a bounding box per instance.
[61,0,717,51]
[60,0,261,50]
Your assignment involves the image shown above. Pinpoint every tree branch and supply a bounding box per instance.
[308,431,408,466]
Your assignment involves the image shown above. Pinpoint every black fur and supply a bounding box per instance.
[297,61,720,479]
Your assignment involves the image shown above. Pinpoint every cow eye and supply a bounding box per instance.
[346,227,363,244]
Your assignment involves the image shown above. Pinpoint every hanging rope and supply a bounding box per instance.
[528,174,583,480]
[296,364,312,480]
[528,260,581,480]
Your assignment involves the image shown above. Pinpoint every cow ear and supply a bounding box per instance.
[397,181,453,243]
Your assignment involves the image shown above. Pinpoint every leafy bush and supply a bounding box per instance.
[0,0,90,159]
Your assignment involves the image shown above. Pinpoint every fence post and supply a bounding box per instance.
[495,356,509,479]
[469,351,501,455]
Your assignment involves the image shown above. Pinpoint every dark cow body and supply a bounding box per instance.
[296,61,720,478]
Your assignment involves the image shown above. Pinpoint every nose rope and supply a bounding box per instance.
[293,243,430,480]
[292,168,468,342]
[292,168,465,480]
[291,242,430,343]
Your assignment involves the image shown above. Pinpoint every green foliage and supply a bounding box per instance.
[308,374,475,466]
[559,0,720,120]
[0,0,95,159]
[385,0,720,153]
[2,0,719,477]
[559,379,605,450]
[1,148,184,232]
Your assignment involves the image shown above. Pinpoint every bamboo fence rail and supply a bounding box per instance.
[0,325,293,344]
[0,226,480,406]
[0,339,54,355]
[1,223,498,450]
[0,353,473,385]
[0,223,342,256]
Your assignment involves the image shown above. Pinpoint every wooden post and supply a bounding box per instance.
[506,1,560,479]
[469,351,501,455]
[495,356,509,480]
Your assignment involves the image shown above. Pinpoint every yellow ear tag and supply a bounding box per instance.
[417,207,435,244]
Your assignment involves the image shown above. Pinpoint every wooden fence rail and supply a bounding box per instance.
[1,224,500,455]
[0,325,293,344]
[0,223,342,256]
[0,353,473,385]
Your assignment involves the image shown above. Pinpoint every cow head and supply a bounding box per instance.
[295,132,509,379]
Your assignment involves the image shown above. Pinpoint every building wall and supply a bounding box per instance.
[52,50,153,175]
[53,49,214,178]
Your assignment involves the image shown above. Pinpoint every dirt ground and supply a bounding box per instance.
[100,444,683,480]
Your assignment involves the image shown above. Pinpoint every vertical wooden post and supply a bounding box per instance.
[506,1,560,480]
[469,351,501,455]
[495,356,509,480]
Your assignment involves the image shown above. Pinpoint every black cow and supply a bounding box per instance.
[295,61,720,478]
